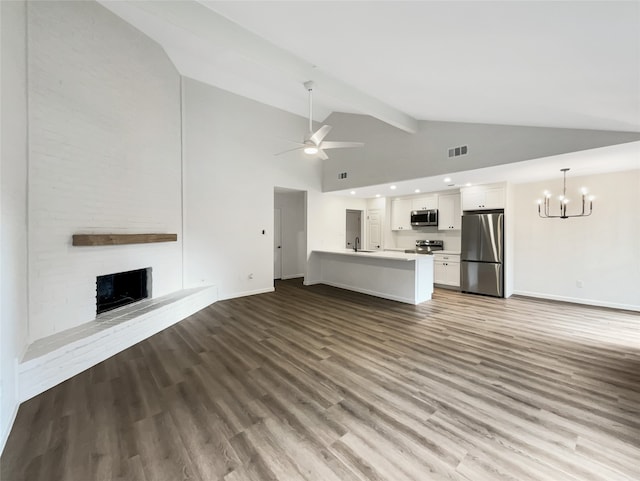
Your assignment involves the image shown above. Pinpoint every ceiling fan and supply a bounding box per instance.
[275,81,364,160]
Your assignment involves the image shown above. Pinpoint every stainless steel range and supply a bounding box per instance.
[405,239,444,254]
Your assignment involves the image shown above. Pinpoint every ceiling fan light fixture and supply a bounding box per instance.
[275,81,363,159]
[303,146,319,155]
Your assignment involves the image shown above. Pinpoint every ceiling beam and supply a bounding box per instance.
[99,0,418,134]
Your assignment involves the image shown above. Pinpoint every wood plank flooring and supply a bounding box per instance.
[2,279,639,481]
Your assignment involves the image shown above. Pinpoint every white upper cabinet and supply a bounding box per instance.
[390,198,412,231]
[438,193,461,230]
[411,195,438,211]
[461,185,505,211]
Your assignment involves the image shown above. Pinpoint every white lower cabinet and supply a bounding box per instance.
[433,253,460,287]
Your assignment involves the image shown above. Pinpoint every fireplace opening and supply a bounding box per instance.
[96,267,151,315]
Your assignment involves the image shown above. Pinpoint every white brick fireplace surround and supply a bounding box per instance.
[17,1,211,401]
[27,1,184,342]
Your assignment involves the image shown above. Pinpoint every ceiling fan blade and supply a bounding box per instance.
[274,146,304,156]
[317,149,329,160]
[320,141,364,150]
[309,125,332,145]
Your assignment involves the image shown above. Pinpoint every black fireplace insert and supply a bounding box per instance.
[96,267,151,314]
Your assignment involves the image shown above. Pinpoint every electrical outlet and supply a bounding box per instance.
[249,273,254,280]
[576,280,583,288]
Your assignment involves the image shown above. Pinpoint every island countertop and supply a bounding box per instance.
[311,249,429,262]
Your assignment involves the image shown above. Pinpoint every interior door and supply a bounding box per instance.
[345,210,362,249]
[367,209,383,250]
[274,208,282,280]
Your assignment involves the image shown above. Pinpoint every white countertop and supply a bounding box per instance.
[435,250,461,255]
[312,249,434,262]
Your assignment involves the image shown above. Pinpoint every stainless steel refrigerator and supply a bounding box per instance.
[460,211,504,297]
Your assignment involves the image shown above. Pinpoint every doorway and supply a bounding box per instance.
[366,209,383,250]
[274,208,282,280]
[346,209,363,250]
[274,188,307,283]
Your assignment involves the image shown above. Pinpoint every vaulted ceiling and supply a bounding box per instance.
[100,1,640,134]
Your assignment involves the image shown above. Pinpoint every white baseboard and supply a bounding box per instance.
[281,274,304,280]
[316,281,419,305]
[513,290,640,312]
[218,287,274,301]
[0,394,20,456]
[18,286,218,402]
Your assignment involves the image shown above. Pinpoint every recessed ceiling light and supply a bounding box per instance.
[444,177,451,183]
[414,189,421,193]
[390,185,397,190]
[375,194,381,198]
[465,183,472,187]
[350,191,356,195]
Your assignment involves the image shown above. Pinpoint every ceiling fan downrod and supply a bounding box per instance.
[304,80,315,135]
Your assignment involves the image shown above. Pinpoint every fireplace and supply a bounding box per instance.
[96,267,151,314]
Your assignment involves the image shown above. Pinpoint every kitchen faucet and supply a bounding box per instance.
[354,236,360,252]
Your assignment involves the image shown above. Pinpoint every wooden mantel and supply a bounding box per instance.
[72,233,178,246]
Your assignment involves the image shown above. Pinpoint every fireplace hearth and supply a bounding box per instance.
[96,268,151,315]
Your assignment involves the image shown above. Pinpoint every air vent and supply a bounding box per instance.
[338,172,348,179]
[448,145,468,158]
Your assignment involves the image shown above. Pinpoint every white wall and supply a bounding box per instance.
[274,191,306,279]
[306,192,367,252]
[183,79,358,299]
[1,0,29,453]
[513,169,640,310]
[182,79,368,297]
[26,1,183,341]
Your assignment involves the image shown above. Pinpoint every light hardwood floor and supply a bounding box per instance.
[2,279,639,481]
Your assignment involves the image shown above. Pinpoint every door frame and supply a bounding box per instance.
[274,208,282,280]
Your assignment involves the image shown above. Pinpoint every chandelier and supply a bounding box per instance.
[537,168,594,219]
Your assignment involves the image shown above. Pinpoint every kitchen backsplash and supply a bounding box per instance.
[393,229,461,252]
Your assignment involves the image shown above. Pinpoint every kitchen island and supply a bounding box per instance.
[306,250,434,304]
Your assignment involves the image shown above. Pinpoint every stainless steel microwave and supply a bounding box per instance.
[411,209,438,227]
